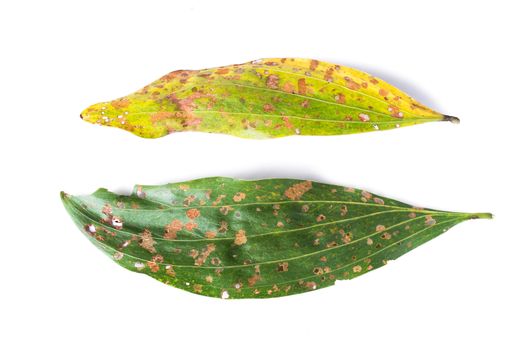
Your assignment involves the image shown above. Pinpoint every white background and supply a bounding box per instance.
[1,1,525,349]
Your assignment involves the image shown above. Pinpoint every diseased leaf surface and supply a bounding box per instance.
[61,177,490,299]
[80,58,458,139]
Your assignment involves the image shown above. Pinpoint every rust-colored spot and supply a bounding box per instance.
[266,74,279,89]
[233,192,246,202]
[220,206,233,215]
[186,208,200,220]
[324,68,334,82]
[248,265,261,287]
[335,93,346,104]
[284,180,313,200]
[345,77,361,90]
[277,262,289,272]
[263,103,275,112]
[185,221,198,231]
[111,98,130,109]
[216,68,230,74]
[309,59,319,71]
[313,267,324,275]
[164,219,183,239]
[283,82,294,93]
[195,243,216,266]
[205,231,217,239]
[234,229,247,245]
[298,78,307,95]
[147,261,159,272]
[379,88,388,97]
[151,111,176,123]
[139,229,156,253]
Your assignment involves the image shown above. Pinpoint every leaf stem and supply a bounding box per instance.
[442,115,461,124]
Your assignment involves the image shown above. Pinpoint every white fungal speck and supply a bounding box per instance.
[185,282,190,286]
[134,262,145,270]
[124,111,129,115]
[117,115,123,119]
[87,224,96,233]
[373,124,379,130]
[113,252,124,260]
[221,290,230,299]
[395,124,400,128]
[295,128,301,135]
[398,112,404,117]
[111,217,123,229]
[235,283,241,289]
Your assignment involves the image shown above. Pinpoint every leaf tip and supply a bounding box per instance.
[60,191,72,204]
[442,115,460,124]
[469,212,493,220]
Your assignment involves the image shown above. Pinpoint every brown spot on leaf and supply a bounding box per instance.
[335,93,346,104]
[186,208,200,220]
[234,230,247,245]
[215,68,229,74]
[345,77,361,90]
[220,206,233,215]
[195,243,216,266]
[233,192,246,202]
[316,214,326,222]
[425,215,436,226]
[164,219,183,239]
[248,265,261,287]
[147,261,159,272]
[376,225,386,232]
[353,265,362,273]
[374,197,385,205]
[185,221,198,231]
[309,60,319,71]
[111,98,130,109]
[151,111,176,123]
[284,181,313,200]
[139,229,156,253]
[297,78,307,95]
[205,231,217,239]
[277,262,289,272]
[219,221,228,233]
[263,103,275,112]
[324,68,334,82]
[379,88,388,97]
[266,74,279,89]
[283,82,294,93]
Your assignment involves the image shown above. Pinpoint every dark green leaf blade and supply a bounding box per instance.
[61,178,491,299]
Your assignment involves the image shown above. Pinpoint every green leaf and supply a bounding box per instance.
[80,58,459,139]
[61,177,490,299]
